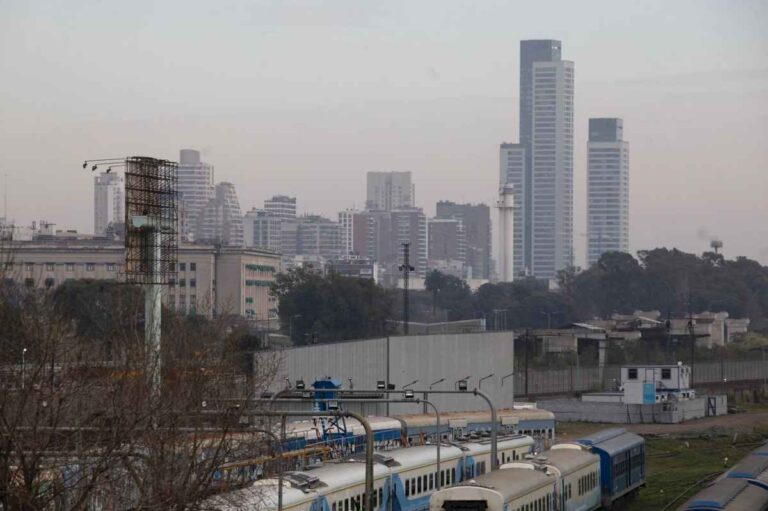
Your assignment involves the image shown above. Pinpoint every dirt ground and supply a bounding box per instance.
[555,404,768,442]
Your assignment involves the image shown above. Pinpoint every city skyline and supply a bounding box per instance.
[1,1,766,266]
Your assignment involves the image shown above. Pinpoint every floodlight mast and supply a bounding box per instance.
[122,157,179,398]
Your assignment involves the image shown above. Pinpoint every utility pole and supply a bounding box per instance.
[524,328,530,397]
[687,311,696,384]
[399,242,415,335]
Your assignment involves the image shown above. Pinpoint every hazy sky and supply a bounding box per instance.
[1,0,766,267]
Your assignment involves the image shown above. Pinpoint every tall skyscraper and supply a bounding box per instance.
[366,172,414,211]
[93,172,123,235]
[587,118,630,266]
[530,57,574,278]
[519,40,562,275]
[243,208,281,252]
[499,144,525,277]
[435,201,492,279]
[264,195,297,222]
[177,149,214,240]
[196,182,244,247]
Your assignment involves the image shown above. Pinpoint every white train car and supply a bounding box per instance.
[205,435,535,511]
[534,445,601,511]
[429,465,557,511]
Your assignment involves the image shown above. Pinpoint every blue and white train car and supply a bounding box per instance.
[680,477,768,511]
[576,428,645,506]
[206,435,535,511]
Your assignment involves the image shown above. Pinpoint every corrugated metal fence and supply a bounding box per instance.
[516,359,768,396]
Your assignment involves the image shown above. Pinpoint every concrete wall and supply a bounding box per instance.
[539,395,727,424]
[275,331,516,414]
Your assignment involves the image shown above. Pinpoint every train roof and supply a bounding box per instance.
[385,444,466,469]
[533,447,599,475]
[578,429,643,457]
[205,479,310,510]
[682,478,768,510]
[576,428,627,445]
[752,441,768,456]
[457,466,555,501]
[727,453,768,480]
[395,408,554,427]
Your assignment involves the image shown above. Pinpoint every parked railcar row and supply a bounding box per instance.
[429,428,645,511]
[680,440,768,511]
[206,435,535,511]
[281,407,556,455]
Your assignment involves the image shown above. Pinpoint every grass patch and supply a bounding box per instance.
[626,430,768,510]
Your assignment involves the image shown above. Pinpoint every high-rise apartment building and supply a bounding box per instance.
[195,182,244,247]
[435,201,492,279]
[428,218,466,263]
[505,40,574,280]
[519,40,562,275]
[243,208,281,252]
[498,144,525,277]
[350,208,427,285]
[366,172,414,211]
[93,172,123,236]
[338,209,360,256]
[587,118,630,266]
[177,149,214,241]
[530,58,574,278]
[264,195,297,222]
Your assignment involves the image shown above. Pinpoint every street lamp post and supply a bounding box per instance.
[425,378,445,414]
[21,348,27,390]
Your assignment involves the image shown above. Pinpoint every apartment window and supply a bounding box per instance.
[46,263,55,271]
[189,278,196,288]
[661,368,671,379]
[179,262,186,271]
[179,279,186,288]
[190,262,196,271]
[628,368,638,380]
[245,297,254,304]
[66,263,75,271]
[24,278,34,288]
[106,263,116,272]
[44,277,55,289]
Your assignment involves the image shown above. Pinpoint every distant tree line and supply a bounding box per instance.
[272,248,768,343]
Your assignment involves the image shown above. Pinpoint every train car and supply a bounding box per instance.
[680,477,768,511]
[396,408,556,450]
[429,465,558,511]
[576,428,645,507]
[206,435,535,511]
[536,445,601,511]
[723,445,768,484]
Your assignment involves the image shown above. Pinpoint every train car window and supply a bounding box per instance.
[452,468,456,483]
[379,488,383,505]
[440,470,445,487]
[423,475,427,491]
[417,476,422,493]
[333,503,337,511]
[405,479,410,496]
[344,499,349,511]
[429,473,433,490]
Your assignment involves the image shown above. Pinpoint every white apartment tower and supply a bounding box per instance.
[177,149,214,240]
[243,208,281,252]
[338,209,359,256]
[587,118,630,266]
[93,172,123,235]
[499,143,526,277]
[264,195,297,222]
[366,172,414,211]
[196,182,244,247]
[530,58,574,279]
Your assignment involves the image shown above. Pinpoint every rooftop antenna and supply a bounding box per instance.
[399,242,415,335]
[3,173,7,222]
